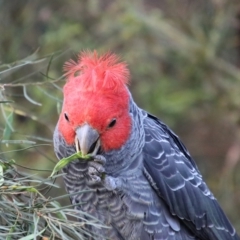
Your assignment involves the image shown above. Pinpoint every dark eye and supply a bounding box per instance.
[64,112,70,122]
[108,118,116,128]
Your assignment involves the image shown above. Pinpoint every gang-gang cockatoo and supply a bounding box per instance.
[53,51,239,240]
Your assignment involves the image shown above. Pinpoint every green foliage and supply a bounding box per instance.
[50,152,91,178]
[0,0,240,237]
[0,159,105,240]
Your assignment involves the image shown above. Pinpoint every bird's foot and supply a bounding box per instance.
[87,155,120,191]
[87,155,106,185]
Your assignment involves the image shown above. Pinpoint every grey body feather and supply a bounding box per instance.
[53,97,239,240]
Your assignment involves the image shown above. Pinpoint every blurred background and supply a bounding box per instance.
[0,0,240,233]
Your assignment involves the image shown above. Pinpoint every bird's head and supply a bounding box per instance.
[58,51,132,155]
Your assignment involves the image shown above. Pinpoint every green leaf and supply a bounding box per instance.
[2,111,14,140]
[1,140,36,145]
[0,100,14,103]
[50,201,67,220]
[18,227,47,240]
[0,165,4,186]
[49,151,91,177]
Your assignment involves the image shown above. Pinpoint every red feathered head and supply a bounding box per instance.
[58,51,132,152]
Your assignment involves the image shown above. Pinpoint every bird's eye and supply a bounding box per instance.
[64,112,70,122]
[108,118,117,128]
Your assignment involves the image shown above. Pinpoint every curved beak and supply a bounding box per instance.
[75,124,100,156]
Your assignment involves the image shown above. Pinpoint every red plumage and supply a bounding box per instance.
[63,50,129,93]
[58,51,132,151]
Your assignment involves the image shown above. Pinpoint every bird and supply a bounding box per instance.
[53,50,240,240]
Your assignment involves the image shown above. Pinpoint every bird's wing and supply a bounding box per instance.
[142,112,239,240]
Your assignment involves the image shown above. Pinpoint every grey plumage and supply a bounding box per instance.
[53,95,239,240]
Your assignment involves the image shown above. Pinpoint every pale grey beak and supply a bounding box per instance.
[75,124,100,155]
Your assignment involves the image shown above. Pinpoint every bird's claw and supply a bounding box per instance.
[87,155,106,185]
